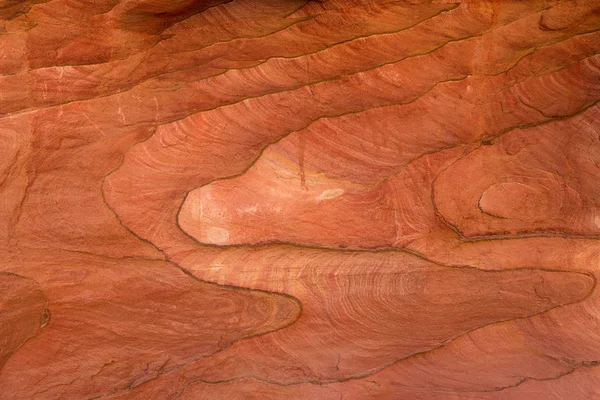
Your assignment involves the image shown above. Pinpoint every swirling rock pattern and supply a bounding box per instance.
[0,273,48,370]
[1,0,599,398]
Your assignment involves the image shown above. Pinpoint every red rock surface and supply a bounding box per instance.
[1,0,600,399]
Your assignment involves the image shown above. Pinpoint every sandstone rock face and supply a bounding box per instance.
[1,0,599,399]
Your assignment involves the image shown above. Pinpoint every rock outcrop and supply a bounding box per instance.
[1,0,599,398]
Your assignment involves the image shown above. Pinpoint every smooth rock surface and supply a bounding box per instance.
[1,0,600,399]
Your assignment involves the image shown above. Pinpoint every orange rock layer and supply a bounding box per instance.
[1,0,600,399]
